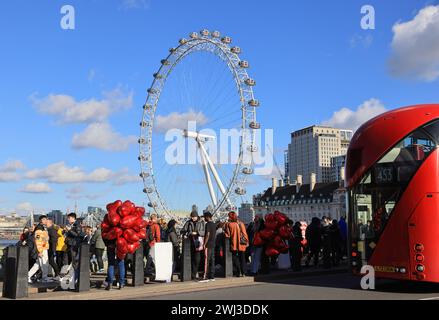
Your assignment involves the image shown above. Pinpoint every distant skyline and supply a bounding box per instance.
[1,0,439,215]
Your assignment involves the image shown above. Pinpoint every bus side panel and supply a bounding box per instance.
[368,149,439,281]
[408,193,439,282]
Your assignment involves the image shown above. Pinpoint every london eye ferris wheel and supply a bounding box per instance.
[138,29,260,221]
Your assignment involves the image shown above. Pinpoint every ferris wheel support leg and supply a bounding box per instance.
[198,141,218,207]
[198,140,232,208]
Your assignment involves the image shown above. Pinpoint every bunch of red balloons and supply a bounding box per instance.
[101,200,148,260]
[253,211,293,257]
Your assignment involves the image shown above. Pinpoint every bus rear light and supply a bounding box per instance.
[416,264,425,273]
[352,261,357,267]
[415,244,424,252]
[415,254,424,262]
[351,252,358,257]
[416,273,426,281]
[352,243,357,248]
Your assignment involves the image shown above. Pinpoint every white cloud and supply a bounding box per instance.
[0,172,21,182]
[0,160,24,182]
[31,87,133,124]
[21,183,52,193]
[113,169,142,186]
[25,162,114,184]
[16,202,34,213]
[321,98,387,131]
[155,109,209,133]
[388,5,439,81]
[0,160,26,172]
[72,122,137,152]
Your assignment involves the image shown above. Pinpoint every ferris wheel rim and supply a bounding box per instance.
[139,30,259,221]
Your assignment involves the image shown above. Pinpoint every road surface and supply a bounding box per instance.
[135,273,439,300]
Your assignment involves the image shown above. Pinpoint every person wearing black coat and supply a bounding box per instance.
[46,219,60,278]
[291,222,304,271]
[63,213,83,282]
[321,217,332,269]
[330,220,343,267]
[166,219,180,273]
[305,217,322,267]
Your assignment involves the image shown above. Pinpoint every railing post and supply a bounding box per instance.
[180,238,192,282]
[77,243,90,292]
[133,242,144,286]
[2,245,28,299]
[223,238,233,278]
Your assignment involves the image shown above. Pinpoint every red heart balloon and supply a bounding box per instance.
[106,227,123,240]
[106,200,122,213]
[139,219,148,229]
[274,211,288,226]
[127,241,140,254]
[118,200,136,217]
[135,207,145,218]
[264,220,278,231]
[123,229,140,243]
[265,213,275,222]
[101,214,111,230]
[279,226,293,240]
[116,237,128,252]
[138,229,147,240]
[120,215,138,229]
[108,211,121,227]
[259,229,275,240]
[253,232,265,246]
[265,247,280,257]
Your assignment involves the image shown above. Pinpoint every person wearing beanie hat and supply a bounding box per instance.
[181,205,206,280]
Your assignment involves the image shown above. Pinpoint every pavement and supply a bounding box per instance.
[0,266,348,300]
[3,264,439,300]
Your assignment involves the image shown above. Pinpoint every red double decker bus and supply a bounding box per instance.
[347,105,439,282]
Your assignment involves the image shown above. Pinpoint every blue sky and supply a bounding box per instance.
[1,0,439,216]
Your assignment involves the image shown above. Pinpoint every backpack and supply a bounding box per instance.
[145,224,155,243]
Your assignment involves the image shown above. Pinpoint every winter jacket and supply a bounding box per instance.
[224,220,249,252]
[91,227,106,250]
[47,226,59,252]
[64,220,82,248]
[180,219,206,238]
[148,222,161,248]
[166,228,180,248]
[56,227,67,252]
[306,220,322,250]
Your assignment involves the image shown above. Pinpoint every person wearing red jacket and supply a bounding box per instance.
[145,214,161,277]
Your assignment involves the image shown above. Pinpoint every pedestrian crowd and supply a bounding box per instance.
[16,208,347,290]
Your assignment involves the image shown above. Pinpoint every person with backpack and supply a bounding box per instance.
[180,209,206,280]
[224,211,249,277]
